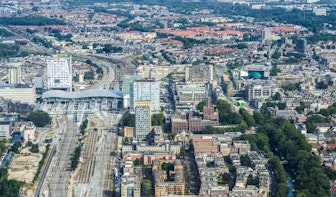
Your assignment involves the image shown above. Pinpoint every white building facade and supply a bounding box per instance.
[8,63,21,84]
[0,121,11,139]
[130,79,160,111]
[135,101,151,140]
[47,56,72,91]
[0,84,36,104]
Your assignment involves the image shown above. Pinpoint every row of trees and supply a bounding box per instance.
[70,145,81,170]
[237,107,330,196]
[85,59,103,77]
[96,44,123,54]
[32,36,53,48]
[281,82,301,91]
[0,44,22,58]
[307,33,336,44]
[80,119,88,135]
[0,28,13,37]
[50,29,72,42]
[173,36,206,49]
[33,144,50,183]
[0,16,66,26]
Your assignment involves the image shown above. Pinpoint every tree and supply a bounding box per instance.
[237,43,247,49]
[151,113,165,126]
[26,141,33,147]
[92,43,99,49]
[316,81,328,89]
[196,100,206,112]
[141,179,152,197]
[28,110,51,127]
[222,173,232,184]
[134,158,141,166]
[270,64,281,76]
[179,147,187,158]
[12,142,21,154]
[246,174,259,186]
[206,161,215,167]
[272,92,281,101]
[32,7,39,12]
[277,102,286,110]
[120,113,135,127]
[30,144,39,153]
[253,111,265,125]
[282,83,301,91]
[240,155,251,167]
[239,108,255,128]
[84,70,95,80]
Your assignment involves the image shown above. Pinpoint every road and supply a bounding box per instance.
[34,146,56,197]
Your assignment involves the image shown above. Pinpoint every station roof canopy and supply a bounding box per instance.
[42,89,123,100]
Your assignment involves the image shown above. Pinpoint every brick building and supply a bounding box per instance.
[171,98,218,133]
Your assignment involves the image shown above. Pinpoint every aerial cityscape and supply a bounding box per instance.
[0,0,336,197]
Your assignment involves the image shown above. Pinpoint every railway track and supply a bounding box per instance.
[76,130,98,183]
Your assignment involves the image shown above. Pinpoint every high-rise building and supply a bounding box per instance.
[262,29,272,44]
[295,38,307,53]
[47,56,72,91]
[8,63,21,84]
[122,75,142,108]
[130,79,160,111]
[135,101,151,140]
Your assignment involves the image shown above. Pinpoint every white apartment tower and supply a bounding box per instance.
[135,101,151,140]
[262,29,272,44]
[47,56,72,91]
[130,79,160,111]
[8,63,21,84]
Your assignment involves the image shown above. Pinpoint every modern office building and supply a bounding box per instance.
[122,75,142,108]
[135,101,151,140]
[246,84,275,102]
[7,63,21,84]
[295,38,307,53]
[262,29,272,44]
[47,56,72,91]
[130,79,160,111]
